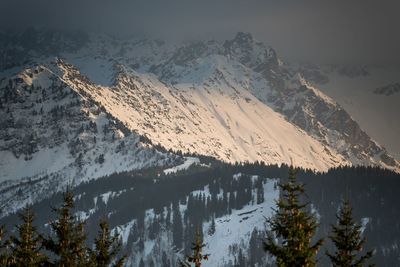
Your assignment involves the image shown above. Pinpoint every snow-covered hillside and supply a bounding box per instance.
[93,173,276,267]
[202,177,277,266]
[56,57,347,171]
[0,63,181,214]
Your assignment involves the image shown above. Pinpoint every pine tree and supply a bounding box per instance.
[249,229,265,266]
[90,219,125,267]
[326,199,373,267]
[0,225,11,266]
[8,207,48,266]
[236,248,245,267]
[172,201,183,249]
[180,228,209,267]
[264,167,323,267]
[43,190,90,266]
[162,251,171,267]
[166,204,172,228]
[138,258,145,267]
[256,182,265,204]
[207,215,216,236]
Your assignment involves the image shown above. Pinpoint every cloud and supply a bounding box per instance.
[1,0,400,65]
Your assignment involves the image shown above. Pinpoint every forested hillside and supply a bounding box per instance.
[1,160,398,266]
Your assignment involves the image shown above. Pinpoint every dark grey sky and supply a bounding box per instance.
[1,0,400,65]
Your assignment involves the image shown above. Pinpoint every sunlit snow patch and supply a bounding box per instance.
[163,157,200,175]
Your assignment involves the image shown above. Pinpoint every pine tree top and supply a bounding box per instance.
[91,218,125,267]
[9,206,49,266]
[264,166,323,267]
[326,199,374,267]
[181,227,210,267]
[43,189,89,266]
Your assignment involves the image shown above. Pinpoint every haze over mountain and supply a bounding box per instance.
[1,1,400,65]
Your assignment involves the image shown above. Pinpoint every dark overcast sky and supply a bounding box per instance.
[1,0,400,65]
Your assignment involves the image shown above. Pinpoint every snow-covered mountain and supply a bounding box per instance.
[294,62,400,160]
[0,62,181,214]
[57,57,347,171]
[1,29,399,191]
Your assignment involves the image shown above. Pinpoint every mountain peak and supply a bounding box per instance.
[222,32,280,72]
[224,32,257,52]
[231,32,255,45]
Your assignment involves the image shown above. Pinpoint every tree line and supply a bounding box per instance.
[0,165,380,266]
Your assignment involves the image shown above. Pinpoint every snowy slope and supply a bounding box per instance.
[145,33,399,171]
[56,57,347,171]
[203,178,278,266]
[217,34,399,171]
[0,64,181,214]
[164,157,200,175]
[109,174,279,267]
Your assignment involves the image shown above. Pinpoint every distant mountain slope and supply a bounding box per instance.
[0,63,180,214]
[217,33,399,170]
[145,32,398,171]
[373,82,400,96]
[295,62,400,160]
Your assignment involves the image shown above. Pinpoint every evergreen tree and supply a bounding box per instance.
[148,216,160,240]
[235,248,245,267]
[162,251,171,267]
[228,192,235,214]
[256,183,264,204]
[98,154,105,165]
[8,207,48,266]
[326,199,373,267]
[43,190,90,266]
[172,201,183,249]
[138,258,145,267]
[264,167,323,267]
[180,228,209,267]
[166,204,172,228]
[207,215,216,236]
[0,225,11,266]
[90,219,125,267]
[249,229,265,266]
